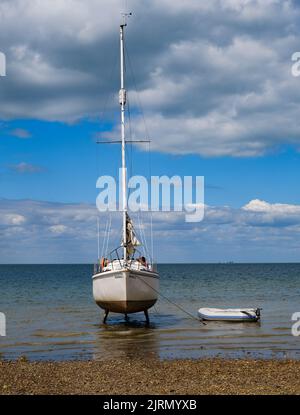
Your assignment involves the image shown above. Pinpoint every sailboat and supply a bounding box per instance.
[92,18,159,324]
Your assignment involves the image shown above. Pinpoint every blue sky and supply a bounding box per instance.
[2,119,300,208]
[1,0,300,263]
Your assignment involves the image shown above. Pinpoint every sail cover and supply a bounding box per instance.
[123,213,141,255]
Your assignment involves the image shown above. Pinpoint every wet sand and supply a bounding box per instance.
[1,358,300,395]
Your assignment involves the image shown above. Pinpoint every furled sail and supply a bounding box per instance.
[123,213,141,256]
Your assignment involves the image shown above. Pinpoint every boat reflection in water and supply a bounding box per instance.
[92,319,160,360]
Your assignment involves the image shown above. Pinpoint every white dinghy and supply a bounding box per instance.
[198,307,261,322]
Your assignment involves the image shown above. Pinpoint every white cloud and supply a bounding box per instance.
[9,128,31,138]
[243,199,300,214]
[49,224,68,234]
[0,213,26,226]
[8,162,44,173]
[1,198,300,263]
[0,0,300,155]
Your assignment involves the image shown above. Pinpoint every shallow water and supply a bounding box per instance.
[0,263,299,361]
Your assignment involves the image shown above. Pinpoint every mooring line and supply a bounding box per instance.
[136,275,206,325]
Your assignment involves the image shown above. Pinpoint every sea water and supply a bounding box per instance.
[0,263,299,361]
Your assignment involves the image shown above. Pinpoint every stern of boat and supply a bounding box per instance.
[92,267,159,314]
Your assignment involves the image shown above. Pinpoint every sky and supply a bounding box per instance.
[1,0,300,263]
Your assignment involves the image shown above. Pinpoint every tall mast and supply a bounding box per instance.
[119,22,127,260]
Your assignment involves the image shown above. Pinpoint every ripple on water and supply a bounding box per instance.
[1,263,300,361]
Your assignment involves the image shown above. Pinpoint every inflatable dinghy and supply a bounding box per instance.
[198,307,261,322]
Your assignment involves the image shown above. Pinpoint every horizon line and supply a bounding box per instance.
[1,262,300,266]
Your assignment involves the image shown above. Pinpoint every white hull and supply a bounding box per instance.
[92,268,159,314]
[198,308,260,322]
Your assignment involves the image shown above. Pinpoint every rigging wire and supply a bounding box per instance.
[125,44,151,141]
[95,39,120,262]
[104,213,112,257]
[138,210,150,259]
[101,216,109,259]
[96,39,119,174]
[100,217,107,259]
[97,216,100,259]
[137,211,147,258]
[148,141,154,265]
[126,92,133,184]
[124,43,155,263]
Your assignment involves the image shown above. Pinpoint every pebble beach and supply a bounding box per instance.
[1,358,300,395]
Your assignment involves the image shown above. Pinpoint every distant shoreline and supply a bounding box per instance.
[1,358,300,395]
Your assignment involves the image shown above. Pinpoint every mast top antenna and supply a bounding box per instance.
[121,12,132,27]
